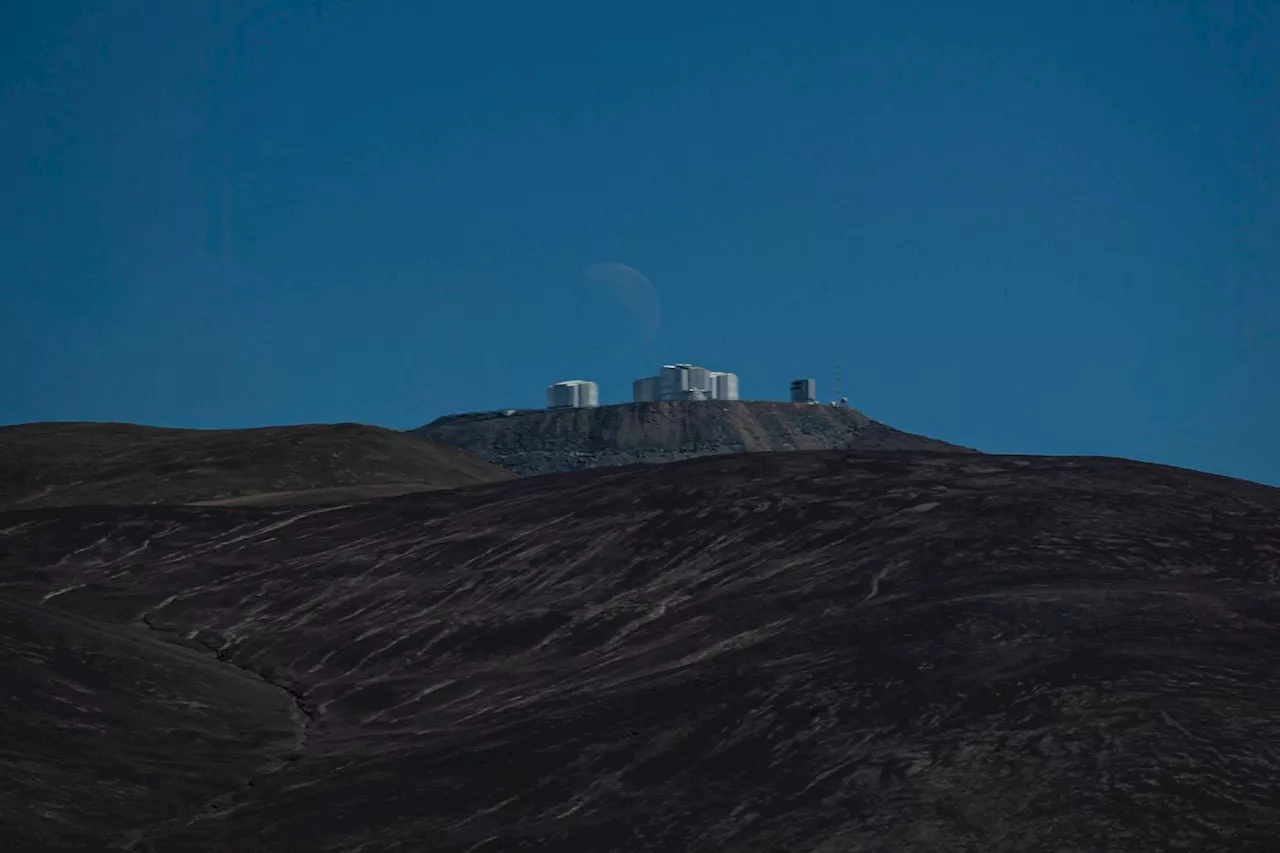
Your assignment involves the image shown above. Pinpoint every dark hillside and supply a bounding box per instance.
[3,449,1278,850]
[0,422,514,509]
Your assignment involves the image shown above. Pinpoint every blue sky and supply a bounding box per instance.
[2,1,1277,485]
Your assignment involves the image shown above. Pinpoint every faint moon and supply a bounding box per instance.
[582,262,662,341]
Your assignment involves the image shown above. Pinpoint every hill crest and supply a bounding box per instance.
[0,421,514,509]
[415,399,972,476]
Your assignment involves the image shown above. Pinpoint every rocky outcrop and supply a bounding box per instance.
[416,400,972,475]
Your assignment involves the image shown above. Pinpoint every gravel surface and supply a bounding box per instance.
[416,400,973,475]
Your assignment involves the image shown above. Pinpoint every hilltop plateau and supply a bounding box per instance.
[416,399,971,475]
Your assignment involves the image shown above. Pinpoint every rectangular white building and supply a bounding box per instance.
[658,364,691,398]
[711,371,739,401]
[546,379,599,409]
[686,366,711,394]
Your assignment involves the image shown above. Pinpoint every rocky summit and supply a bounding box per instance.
[415,399,971,476]
[3,441,1280,851]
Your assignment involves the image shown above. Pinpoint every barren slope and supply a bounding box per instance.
[416,400,972,475]
[0,596,298,852]
[3,450,1279,850]
[0,422,514,509]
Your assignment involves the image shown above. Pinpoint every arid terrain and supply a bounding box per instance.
[416,400,970,475]
[0,422,514,509]
[3,428,1280,851]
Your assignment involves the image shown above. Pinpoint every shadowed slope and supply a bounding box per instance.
[0,596,298,852]
[0,421,514,509]
[2,450,1279,850]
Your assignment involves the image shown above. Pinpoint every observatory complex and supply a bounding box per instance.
[633,364,739,402]
[542,367,846,410]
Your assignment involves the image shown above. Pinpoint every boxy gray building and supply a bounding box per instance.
[546,380,599,409]
[633,363,739,402]
[790,378,817,404]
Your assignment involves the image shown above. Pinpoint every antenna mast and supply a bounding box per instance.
[834,361,842,401]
